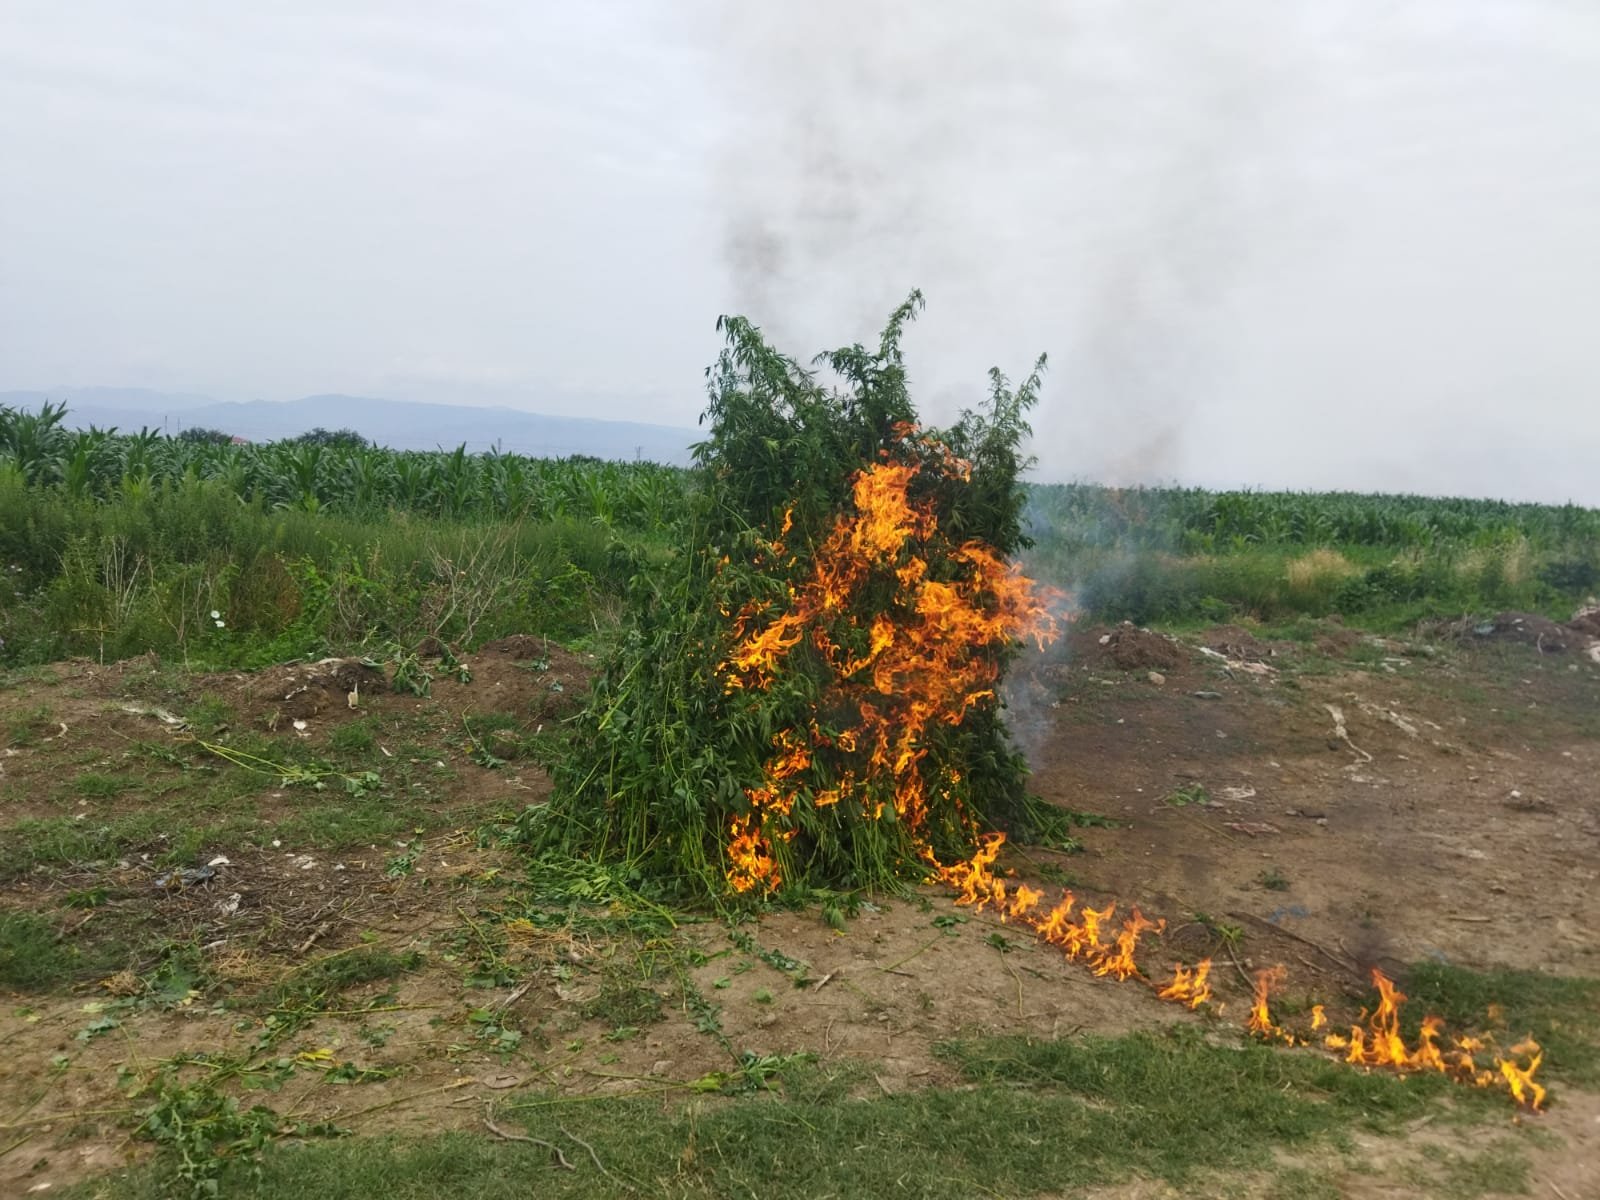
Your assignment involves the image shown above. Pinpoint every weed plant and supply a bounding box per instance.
[522,294,1053,897]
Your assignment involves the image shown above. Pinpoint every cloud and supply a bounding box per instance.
[0,2,725,410]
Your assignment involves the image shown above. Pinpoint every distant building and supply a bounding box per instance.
[229,435,251,446]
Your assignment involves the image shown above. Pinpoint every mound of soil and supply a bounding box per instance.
[1313,621,1364,658]
[1088,622,1186,672]
[481,634,556,661]
[1478,612,1587,652]
[459,638,593,720]
[246,657,388,726]
[1567,606,1600,639]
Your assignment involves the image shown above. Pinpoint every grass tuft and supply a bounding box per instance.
[251,948,421,1011]
[0,909,74,989]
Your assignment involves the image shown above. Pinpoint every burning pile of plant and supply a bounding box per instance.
[523,294,1064,896]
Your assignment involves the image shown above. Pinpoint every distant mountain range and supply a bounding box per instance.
[0,387,700,465]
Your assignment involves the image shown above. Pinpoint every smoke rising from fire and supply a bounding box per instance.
[700,1,1600,504]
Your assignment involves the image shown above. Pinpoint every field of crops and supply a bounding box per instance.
[0,403,686,667]
[0,402,689,522]
[4,398,1598,670]
[1025,481,1600,627]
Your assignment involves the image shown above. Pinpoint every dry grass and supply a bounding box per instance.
[1455,537,1534,588]
[1285,549,1359,596]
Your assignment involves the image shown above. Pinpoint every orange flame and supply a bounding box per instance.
[924,835,1192,995]
[1324,969,1545,1110]
[1499,1042,1546,1111]
[718,434,1204,1009]
[726,815,779,894]
[1248,965,1291,1040]
[718,442,1060,893]
[1157,960,1214,1010]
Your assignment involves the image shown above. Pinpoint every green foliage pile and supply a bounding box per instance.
[522,294,1052,897]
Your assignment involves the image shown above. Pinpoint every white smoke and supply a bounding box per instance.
[692,0,1600,503]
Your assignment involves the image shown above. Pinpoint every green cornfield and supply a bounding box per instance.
[3,397,1597,671]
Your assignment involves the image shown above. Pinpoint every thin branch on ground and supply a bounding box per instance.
[484,1115,574,1169]
[560,1123,634,1192]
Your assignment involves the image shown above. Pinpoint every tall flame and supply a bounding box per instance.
[1322,969,1545,1110]
[1248,965,1291,1041]
[718,443,1058,893]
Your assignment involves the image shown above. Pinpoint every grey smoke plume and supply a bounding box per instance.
[698,1,1600,503]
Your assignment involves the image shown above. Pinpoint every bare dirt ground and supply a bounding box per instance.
[1,618,1597,1197]
[1028,620,1600,983]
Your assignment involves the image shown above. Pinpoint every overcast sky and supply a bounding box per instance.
[2,1,1597,502]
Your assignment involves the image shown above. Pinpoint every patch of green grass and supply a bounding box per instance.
[1164,782,1210,807]
[197,732,344,791]
[1405,962,1600,1085]
[71,771,138,798]
[1250,615,1333,645]
[1258,867,1290,892]
[329,719,377,755]
[4,703,56,747]
[78,1027,1526,1199]
[0,907,132,989]
[252,947,421,1011]
[0,809,250,878]
[183,695,235,736]
[131,1066,338,1200]
[1194,911,1244,950]
[0,909,74,989]
[580,977,665,1027]
[269,784,435,849]
[941,1027,1501,1142]
[459,712,539,764]
[1266,1165,1343,1200]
